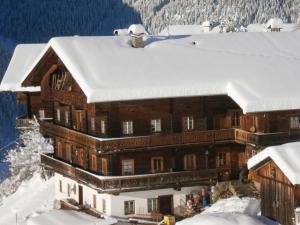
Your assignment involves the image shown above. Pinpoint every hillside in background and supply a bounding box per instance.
[0,0,299,149]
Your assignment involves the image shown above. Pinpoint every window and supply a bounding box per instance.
[184,154,196,170]
[290,116,299,129]
[124,200,135,215]
[147,198,158,213]
[91,155,97,171]
[151,119,162,133]
[39,109,45,119]
[122,159,134,175]
[102,199,106,213]
[231,111,240,127]
[67,184,71,197]
[151,157,164,173]
[57,141,63,158]
[122,121,133,135]
[59,180,63,193]
[93,194,97,208]
[183,116,194,131]
[65,143,72,161]
[100,120,106,134]
[91,117,95,131]
[56,108,61,121]
[218,152,227,167]
[65,111,69,124]
[75,110,84,130]
[101,158,108,175]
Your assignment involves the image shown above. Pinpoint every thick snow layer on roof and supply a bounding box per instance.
[0,44,45,92]
[176,213,266,225]
[27,210,117,225]
[266,18,283,29]
[248,142,300,185]
[247,23,297,32]
[159,25,205,35]
[20,31,300,113]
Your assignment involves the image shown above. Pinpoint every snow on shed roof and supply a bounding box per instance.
[159,25,205,35]
[248,142,300,185]
[27,210,117,225]
[0,43,46,92]
[247,23,297,32]
[16,31,300,113]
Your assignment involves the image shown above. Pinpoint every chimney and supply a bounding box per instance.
[128,24,147,48]
[130,34,144,48]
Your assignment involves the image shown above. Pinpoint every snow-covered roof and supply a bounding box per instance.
[27,210,117,225]
[128,24,147,35]
[266,18,283,29]
[159,25,206,35]
[20,31,300,113]
[247,23,297,32]
[248,142,300,185]
[0,44,45,92]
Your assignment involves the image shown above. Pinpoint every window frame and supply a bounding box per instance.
[124,200,135,215]
[183,116,194,131]
[290,116,300,129]
[151,118,162,133]
[100,120,106,134]
[57,141,63,158]
[218,152,227,167]
[122,121,134,135]
[91,154,97,171]
[184,154,197,170]
[56,108,61,122]
[121,159,134,175]
[151,156,164,173]
[147,198,158,213]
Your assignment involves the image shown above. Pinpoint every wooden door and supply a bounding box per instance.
[78,185,83,205]
[158,195,173,215]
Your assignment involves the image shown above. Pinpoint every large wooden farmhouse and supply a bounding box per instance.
[1,26,300,221]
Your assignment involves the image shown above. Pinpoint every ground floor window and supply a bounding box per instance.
[102,199,106,213]
[93,194,97,208]
[59,180,62,193]
[218,152,227,167]
[147,198,158,213]
[151,157,164,173]
[124,200,135,215]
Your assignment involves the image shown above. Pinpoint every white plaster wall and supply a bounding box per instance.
[54,173,204,218]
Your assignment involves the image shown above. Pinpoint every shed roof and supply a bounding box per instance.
[248,142,300,185]
[0,44,45,92]
[2,31,300,113]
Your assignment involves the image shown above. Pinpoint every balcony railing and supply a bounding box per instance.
[40,121,300,152]
[41,153,225,193]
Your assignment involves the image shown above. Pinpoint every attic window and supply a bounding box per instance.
[50,68,68,90]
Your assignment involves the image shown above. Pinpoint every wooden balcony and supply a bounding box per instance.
[40,121,300,152]
[39,121,235,152]
[41,153,226,193]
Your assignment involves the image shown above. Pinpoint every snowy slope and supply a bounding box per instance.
[0,173,54,225]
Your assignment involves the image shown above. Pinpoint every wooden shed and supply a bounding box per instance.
[248,142,300,225]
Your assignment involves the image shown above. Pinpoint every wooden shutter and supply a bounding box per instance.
[226,152,231,167]
[195,117,207,131]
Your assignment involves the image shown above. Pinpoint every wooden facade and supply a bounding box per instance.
[17,47,300,220]
[251,160,300,225]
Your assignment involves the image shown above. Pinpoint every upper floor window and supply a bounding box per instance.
[91,155,97,171]
[100,120,106,134]
[65,111,70,124]
[39,109,45,119]
[122,159,134,175]
[57,141,63,158]
[231,111,240,127]
[91,117,96,131]
[122,121,133,135]
[184,154,196,170]
[65,143,72,161]
[183,116,194,131]
[218,152,227,167]
[101,158,108,175]
[151,157,164,173]
[151,119,162,133]
[56,108,61,122]
[290,116,299,129]
[75,110,85,130]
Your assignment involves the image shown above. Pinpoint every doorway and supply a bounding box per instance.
[158,195,173,215]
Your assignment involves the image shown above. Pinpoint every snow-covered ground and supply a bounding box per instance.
[177,196,279,225]
[0,173,54,225]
